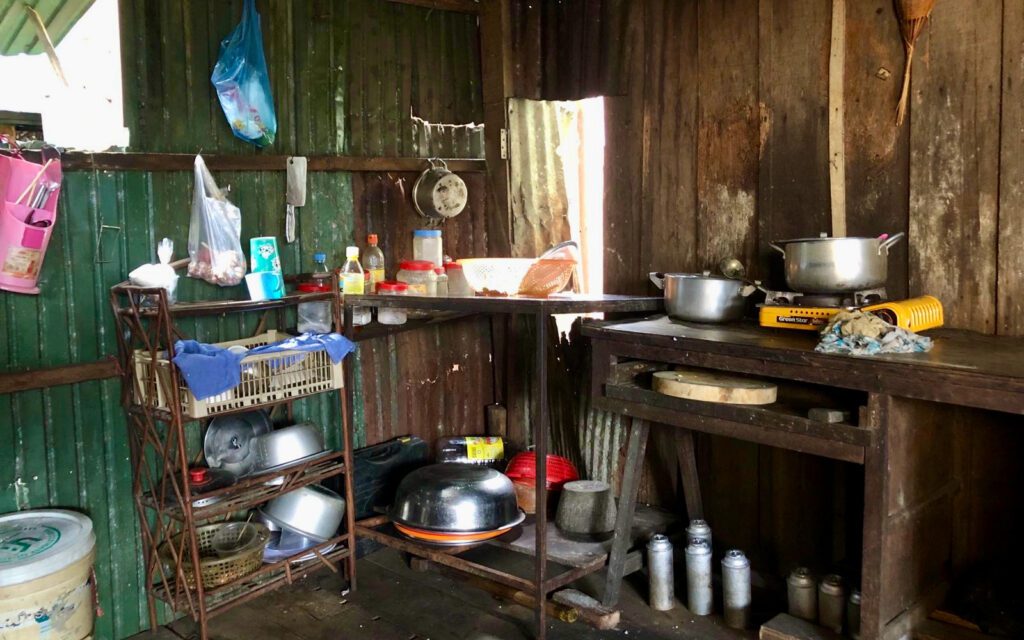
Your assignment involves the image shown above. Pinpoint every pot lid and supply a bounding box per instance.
[773,232,882,244]
[660,271,735,282]
[204,410,273,469]
[0,510,95,586]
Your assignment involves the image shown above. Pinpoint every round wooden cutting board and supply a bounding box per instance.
[652,369,778,405]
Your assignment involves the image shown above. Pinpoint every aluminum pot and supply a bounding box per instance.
[770,233,904,293]
[250,423,326,474]
[259,485,346,541]
[412,158,468,220]
[390,463,523,533]
[649,271,756,323]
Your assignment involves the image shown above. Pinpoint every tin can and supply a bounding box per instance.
[818,573,846,633]
[787,567,817,621]
[721,549,751,629]
[686,519,712,550]
[847,589,862,639]
[647,534,674,611]
[685,538,713,615]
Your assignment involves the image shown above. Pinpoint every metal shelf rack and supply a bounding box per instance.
[342,293,661,640]
[109,275,357,640]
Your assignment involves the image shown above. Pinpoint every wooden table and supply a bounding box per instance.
[582,316,1024,640]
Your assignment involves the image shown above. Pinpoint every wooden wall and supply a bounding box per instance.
[590,0,1024,577]
[603,0,1020,336]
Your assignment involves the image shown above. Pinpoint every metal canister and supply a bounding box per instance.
[647,534,675,611]
[818,573,846,633]
[684,538,713,615]
[787,567,817,621]
[721,549,751,629]
[686,519,712,550]
[847,589,862,639]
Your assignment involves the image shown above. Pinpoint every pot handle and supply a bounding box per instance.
[769,243,786,257]
[428,157,449,172]
[740,280,766,297]
[878,231,905,255]
[649,272,666,290]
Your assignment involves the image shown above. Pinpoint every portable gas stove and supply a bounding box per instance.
[758,288,944,332]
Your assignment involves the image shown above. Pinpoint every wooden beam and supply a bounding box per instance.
[0,357,120,394]
[23,152,487,173]
[384,0,481,14]
[479,0,513,256]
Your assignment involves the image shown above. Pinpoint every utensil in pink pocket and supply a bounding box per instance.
[0,147,62,295]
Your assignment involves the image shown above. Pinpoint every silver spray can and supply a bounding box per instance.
[686,519,712,550]
[818,573,846,633]
[721,549,751,629]
[787,567,817,621]
[684,538,713,615]
[646,534,675,611]
[847,589,862,640]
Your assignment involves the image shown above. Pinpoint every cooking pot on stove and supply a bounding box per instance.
[649,271,757,323]
[770,232,904,294]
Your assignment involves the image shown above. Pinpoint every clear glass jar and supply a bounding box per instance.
[396,260,438,296]
[376,281,409,325]
[297,282,332,333]
[444,261,472,296]
[434,268,448,297]
[413,229,443,267]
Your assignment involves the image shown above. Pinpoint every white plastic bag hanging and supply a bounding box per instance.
[187,155,246,286]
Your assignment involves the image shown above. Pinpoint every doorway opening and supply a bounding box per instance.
[507,96,605,298]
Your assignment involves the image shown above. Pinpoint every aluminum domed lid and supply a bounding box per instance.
[0,509,95,587]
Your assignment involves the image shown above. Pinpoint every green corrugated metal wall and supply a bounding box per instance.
[1,1,483,638]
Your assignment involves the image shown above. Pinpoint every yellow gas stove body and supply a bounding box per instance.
[759,295,944,332]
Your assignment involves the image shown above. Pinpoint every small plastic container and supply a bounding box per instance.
[445,261,472,297]
[376,281,409,325]
[434,268,449,297]
[396,260,438,296]
[297,282,332,333]
[413,229,443,267]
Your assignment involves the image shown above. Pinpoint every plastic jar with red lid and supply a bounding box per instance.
[376,281,409,325]
[297,281,332,333]
[396,260,438,296]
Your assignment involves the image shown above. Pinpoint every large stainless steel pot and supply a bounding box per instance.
[770,233,904,293]
[389,463,523,533]
[649,271,756,323]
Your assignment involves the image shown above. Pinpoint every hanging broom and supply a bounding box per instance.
[894,0,937,126]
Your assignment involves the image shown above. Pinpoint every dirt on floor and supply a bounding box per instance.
[135,548,753,640]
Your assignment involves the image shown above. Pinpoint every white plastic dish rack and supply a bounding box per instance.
[132,330,344,419]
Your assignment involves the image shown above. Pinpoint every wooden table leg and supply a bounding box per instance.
[601,418,651,607]
[676,428,704,520]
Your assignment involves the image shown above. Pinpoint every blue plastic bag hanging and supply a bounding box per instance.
[211,0,277,147]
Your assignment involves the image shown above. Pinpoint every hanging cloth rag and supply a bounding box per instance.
[171,340,247,400]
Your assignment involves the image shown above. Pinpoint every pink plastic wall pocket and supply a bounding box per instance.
[0,150,62,295]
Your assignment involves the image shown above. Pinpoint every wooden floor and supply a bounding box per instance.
[132,548,753,640]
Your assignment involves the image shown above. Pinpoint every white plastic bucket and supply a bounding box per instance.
[0,510,96,640]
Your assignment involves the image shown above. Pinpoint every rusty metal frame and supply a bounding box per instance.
[110,276,355,640]
[343,295,660,640]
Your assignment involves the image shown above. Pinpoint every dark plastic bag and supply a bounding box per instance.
[211,0,277,147]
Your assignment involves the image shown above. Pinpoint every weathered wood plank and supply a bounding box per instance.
[843,0,911,299]
[908,1,1001,332]
[757,0,833,288]
[696,0,759,276]
[998,0,1024,335]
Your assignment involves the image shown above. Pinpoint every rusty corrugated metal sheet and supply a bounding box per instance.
[0,0,95,55]
[2,2,488,638]
[120,0,484,157]
[510,0,629,100]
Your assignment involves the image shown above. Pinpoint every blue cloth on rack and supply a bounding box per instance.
[171,340,247,400]
[247,333,356,363]
[171,333,356,400]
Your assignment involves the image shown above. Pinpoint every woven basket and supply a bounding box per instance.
[160,523,269,589]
